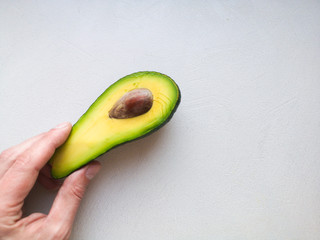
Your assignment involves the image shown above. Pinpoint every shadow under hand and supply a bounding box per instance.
[23,182,57,216]
[95,126,168,184]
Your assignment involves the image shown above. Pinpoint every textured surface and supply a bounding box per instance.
[1,1,320,239]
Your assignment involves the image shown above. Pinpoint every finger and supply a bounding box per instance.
[0,133,45,178]
[47,161,101,232]
[23,123,72,168]
[19,212,47,227]
[17,213,47,238]
[0,122,72,205]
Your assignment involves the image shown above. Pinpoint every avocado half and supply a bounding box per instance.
[50,71,181,178]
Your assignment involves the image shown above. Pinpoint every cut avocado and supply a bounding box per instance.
[50,71,181,178]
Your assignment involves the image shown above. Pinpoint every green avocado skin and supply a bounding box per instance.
[51,71,181,179]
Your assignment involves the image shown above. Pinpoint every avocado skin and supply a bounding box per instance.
[51,71,181,179]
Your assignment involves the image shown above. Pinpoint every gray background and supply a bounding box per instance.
[1,1,320,239]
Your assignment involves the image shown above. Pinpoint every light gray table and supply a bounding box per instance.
[1,1,320,239]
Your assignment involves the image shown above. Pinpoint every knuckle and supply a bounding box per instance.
[70,184,86,201]
[13,153,41,174]
[14,153,32,169]
[0,204,19,217]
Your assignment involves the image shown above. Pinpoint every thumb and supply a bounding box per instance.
[46,161,101,235]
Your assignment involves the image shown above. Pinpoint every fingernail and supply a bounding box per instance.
[55,122,70,129]
[85,164,101,180]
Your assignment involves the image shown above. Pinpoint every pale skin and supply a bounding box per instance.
[0,122,101,240]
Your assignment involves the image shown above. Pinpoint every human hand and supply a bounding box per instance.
[0,122,101,240]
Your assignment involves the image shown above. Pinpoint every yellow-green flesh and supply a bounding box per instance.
[51,72,180,178]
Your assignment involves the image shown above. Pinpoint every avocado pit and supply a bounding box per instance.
[109,88,153,119]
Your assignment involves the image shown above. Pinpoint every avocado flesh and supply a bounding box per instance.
[50,71,180,178]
